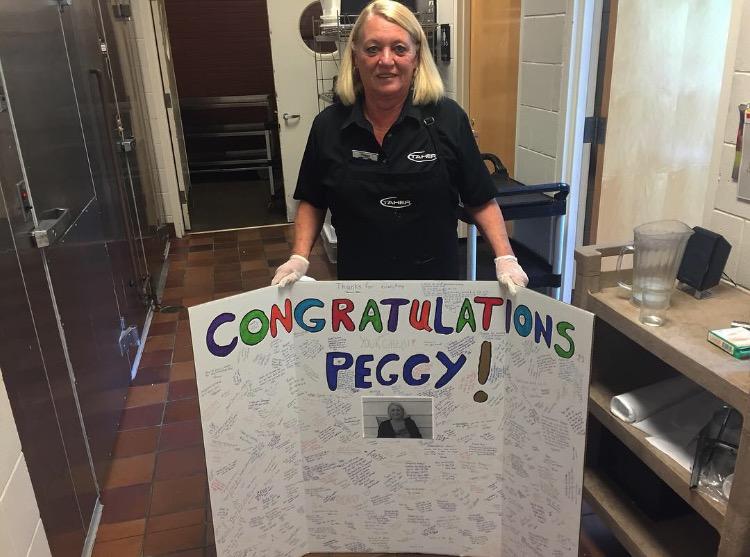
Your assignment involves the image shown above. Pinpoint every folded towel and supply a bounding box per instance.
[610,375,703,423]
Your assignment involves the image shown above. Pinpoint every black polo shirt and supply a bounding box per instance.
[293,95,497,211]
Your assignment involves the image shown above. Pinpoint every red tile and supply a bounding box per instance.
[92,535,142,557]
[152,311,179,324]
[165,398,201,423]
[96,518,146,542]
[240,259,266,271]
[140,349,173,368]
[172,342,194,362]
[169,380,198,401]
[159,420,203,452]
[144,335,177,353]
[124,384,169,409]
[155,446,206,481]
[143,523,205,556]
[100,483,151,523]
[241,268,269,280]
[105,453,156,489]
[150,475,207,516]
[213,270,240,282]
[182,295,212,308]
[214,280,243,294]
[119,404,164,430]
[188,235,213,246]
[188,244,213,253]
[132,365,172,386]
[170,361,195,382]
[149,321,178,336]
[214,262,241,272]
[186,259,215,269]
[237,229,261,241]
[113,427,160,458]
[182,283,214,297]
[146,508,204,534]
[161,287,185,300]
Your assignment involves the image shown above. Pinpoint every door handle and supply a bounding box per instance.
[31,208,72,248]
[283,113,300,121]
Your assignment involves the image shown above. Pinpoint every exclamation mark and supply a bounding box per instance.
[474,341,491,403]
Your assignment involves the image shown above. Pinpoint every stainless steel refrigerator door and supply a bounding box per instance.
[0,0,136,545]
[0,64,98,557]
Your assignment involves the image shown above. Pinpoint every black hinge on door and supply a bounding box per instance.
[583,116,607,145]
[178,190,187,203]
[113,1,132,19]
[164,92,172,109]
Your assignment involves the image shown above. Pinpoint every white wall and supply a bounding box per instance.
[705,0,750,288]
[0,369,51,557]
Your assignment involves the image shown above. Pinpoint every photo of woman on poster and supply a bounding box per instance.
[377,401,422,438]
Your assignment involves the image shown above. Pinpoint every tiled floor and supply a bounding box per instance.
[93,224,627,557]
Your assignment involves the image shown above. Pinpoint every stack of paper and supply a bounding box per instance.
[610,377,725,471]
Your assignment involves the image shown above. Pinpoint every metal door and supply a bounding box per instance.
[0,0,136,542]
[268,0,332,221]
[0,65,98,557]
[60,0,150,360]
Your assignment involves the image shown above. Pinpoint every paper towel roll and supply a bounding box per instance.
[610,375,703,424]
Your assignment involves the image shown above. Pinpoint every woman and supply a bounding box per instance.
[377,402,422,439]
[272,0,527,292]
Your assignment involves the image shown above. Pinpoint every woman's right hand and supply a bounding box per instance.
[271,255,310,287]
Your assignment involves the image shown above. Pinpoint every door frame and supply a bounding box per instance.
[557,0,602,302]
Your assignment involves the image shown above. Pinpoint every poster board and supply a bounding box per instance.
[189,281,594,556]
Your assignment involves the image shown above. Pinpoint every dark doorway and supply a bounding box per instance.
[163,0,287,232]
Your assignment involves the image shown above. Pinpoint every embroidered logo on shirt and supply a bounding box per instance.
[407,151,437,163]
[352,149,379,162]
[380,197,412,209]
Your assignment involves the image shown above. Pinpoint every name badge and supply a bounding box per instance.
[352,149,379,162]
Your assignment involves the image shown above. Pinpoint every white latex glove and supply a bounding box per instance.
[271,255,310,287]
[494,255,528,296]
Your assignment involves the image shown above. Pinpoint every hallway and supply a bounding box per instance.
[92,225,624,557]
[92,225,335,556]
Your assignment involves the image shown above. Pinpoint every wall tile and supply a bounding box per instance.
[709,210,744,278]
[523,0,567,17]
[515,146,556,185]
[519,63,562,111]
[516,106,559,157]
[723,72,750,145]
[521,15,565,64]
[735,1,750,72]
[0,458,40,557]
[0,376,21,486]
[737,220,750,286]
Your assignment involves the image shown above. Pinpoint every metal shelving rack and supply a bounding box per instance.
[312,10,440,113]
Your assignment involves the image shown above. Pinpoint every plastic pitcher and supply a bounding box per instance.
[616,220,694,326]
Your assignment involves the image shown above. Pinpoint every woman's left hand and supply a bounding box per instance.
[494,255,528,295]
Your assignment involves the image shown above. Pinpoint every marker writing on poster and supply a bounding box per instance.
[205,297,576,360]
[473,341,491,403]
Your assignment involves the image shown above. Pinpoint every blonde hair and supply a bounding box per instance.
[335,0,444,106]
[387,402,407,417]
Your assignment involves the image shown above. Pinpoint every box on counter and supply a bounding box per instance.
[707,327,750,359]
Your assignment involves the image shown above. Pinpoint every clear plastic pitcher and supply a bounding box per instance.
[616,220,694,325]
